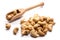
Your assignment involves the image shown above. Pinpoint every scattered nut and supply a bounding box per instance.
[6,23,11,30]
[13,27,19,35]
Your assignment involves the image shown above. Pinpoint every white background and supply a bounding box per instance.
[0,0,60,40]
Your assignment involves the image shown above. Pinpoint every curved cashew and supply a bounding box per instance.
[13,27,19,35]
[37,27,45,36]
[48,24,53,32]
[21,29,30,35]
[30,29,39,38]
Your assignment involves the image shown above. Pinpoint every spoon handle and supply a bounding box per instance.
[25,2,44,11]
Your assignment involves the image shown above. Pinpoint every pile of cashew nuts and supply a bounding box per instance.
[20,14,55,38]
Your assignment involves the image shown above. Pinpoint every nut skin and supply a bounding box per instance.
[13,27,19,35]
[6,23,11,30]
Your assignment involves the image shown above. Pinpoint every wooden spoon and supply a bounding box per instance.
[6,2,44,22]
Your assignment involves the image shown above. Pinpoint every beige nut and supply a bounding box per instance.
[21,24,33,30]
[38,21,46,25]
[33,14,40,22]
[20,19,25,24]
[34,23,40,28]
[21,29,30,35]
[43,23,48,33]
[47,17,53,22]
[29,17,33,22]
[48,21,55,25]
[21,24,27,29]
[39,16,44,22]
[28,18,35,26]
[22,21,30,26]
[6,14,14,20]
[30,29,39,38]
[33,14,39,18]
[6,11,15,20]
[42,16,47,21]
[46,17,50,21]
[28,25,33,30]
[13,27,19,35]
[30,21,35,26]
[38,31,45,36]
[43,28,48,33]
[48,24,53,32]
[6,23,11,30]
[21,25,28,30]
[40,16,47,21]
[43,23,48,28]
[37,27,45,36]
